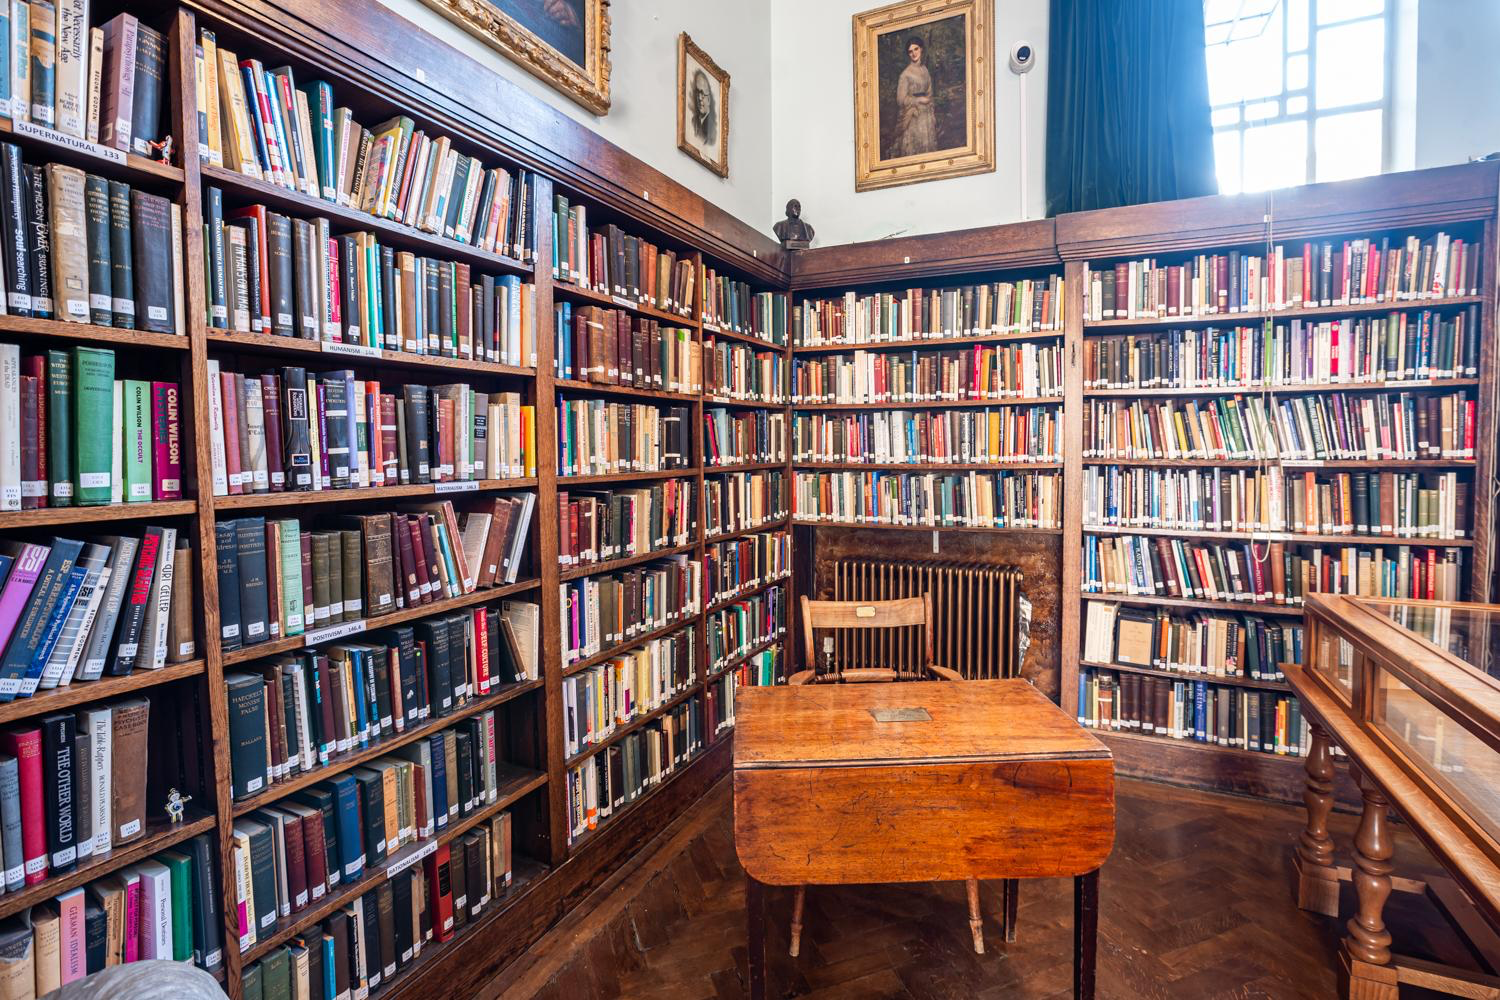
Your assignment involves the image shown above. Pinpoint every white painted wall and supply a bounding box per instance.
[768,0,1049,247]
[376,0,775,233]
[1412,0,1500,169]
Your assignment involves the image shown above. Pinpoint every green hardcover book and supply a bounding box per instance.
[299,81,335,201]
[278,519,304,637]
[71,346,113,505]
[45,349,71,506]
[121,378,152,502]
[261,944,292,1000]
[154,848,194,962]
[241,958,263,1000]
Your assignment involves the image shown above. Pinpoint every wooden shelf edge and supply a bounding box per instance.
[558,541,698,582]
[706,575,791,618]
[550,280,695,326]
[704,517,791,544]
[0,499,198,528]
[564,684,701,769]
[1084,525,1474,547]
[205,329,536,378]
[792,519,1062,535]
[1084,377,1480,398]
[790,328,1064,354]
[0,659,207,727]
[1078,660,1291,693]
[0,314,191,351]
[793,396,1062,411]
[213,479,536,512]
[562,615,702,678]
[559,467,699,486]
[1080,295,1487,331]
[553,377,699,404]
[1081,592,1305,616]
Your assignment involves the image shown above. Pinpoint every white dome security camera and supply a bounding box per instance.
[1009,41,1036,75]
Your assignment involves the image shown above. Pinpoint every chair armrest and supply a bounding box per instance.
[840,668,899,683]
[787,669,818,686]
[927,663,963,681]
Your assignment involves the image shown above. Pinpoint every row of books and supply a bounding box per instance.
[556,479,695,567]
[566,697,704,844]
[703,407,785,467]
[225,605,538,800]
[791,408,1062,466]
[1083,601,1302,682]
[704,470,786,539]
[0,9,165,153]
[791,470,1063,531]
[1078,668,1309,756]
[705,531,790,608]
[0,832,221,998]
[0,699,152,899]
[552,302,698,392]
[0,528,193,700]
[229,731,512,953]
[708,587,785,670]
[196,30,539,260]
[705,340,784,404]
[730,647,779,688]
[208,366,537,497]
[562,628,698,758]
[792,278,1067,347]
[0,346,179,510]
[0,153,181,330]
[555,398,691,478]
[1082,391,1477,462]
[1083,233,1481,321]
[237,813,514,1000]
[550,197,694,315]
[559,554,700,666]
[705,672,738,735]
[214,499,535,652]
[700,270,787,346]
[791,344,1063,405]
[1082,467,1470,540]
[1082,307,1482,389]
[1082,535,1465,605]
[204,191,538,367]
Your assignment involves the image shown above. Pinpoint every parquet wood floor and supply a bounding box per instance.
[489,776,1465,1000]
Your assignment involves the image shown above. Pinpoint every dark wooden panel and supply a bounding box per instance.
[189,0,786,282]
[1055,160,1500,260]
[790,219,1059,290]
[802,527,1063,701]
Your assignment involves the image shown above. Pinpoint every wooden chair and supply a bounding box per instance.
[784,594,1017,957]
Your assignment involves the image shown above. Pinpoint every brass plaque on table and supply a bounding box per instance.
[869,707,932,723]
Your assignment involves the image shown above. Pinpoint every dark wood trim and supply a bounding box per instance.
[789,219,1058,290]
[187,0,785,283]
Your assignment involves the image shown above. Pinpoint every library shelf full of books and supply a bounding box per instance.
[0,0,1496,996]
[0,2,792,999]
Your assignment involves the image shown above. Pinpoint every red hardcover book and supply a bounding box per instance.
[392,516,420,607]
[227,205,273,326]
[425,844,454,941]
[150,382,183,500]
[313,654,337,760]
[405,518,432,604]
[455,264,472,359]
[298,806,329,900]
[261,374,286,492]
[220,370,245,495]
[300,533,314,616]
[279,808,308,912]
[472,608,490,696]
[379,394,399,486]
[1,728,47,885]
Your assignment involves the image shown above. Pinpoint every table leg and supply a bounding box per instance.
[1296,722,1341,916]
[1003,878,1019,943]
[1340,766,1398,1000]
[966,878,984,954]
[746,874,766,1000]
[1075,869,1098,1000]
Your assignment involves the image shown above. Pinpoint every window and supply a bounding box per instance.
[1205,0,1389,195]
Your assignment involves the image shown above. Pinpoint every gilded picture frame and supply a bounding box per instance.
[677,33,730,178]
[852,0,995,191]
[421,0,612,116]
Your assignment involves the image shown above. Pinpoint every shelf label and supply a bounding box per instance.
[703,322,721,333]
[304,618,368,646]
[1282,460,1325,467]
[433,480,480,494]
[611,295,635,309]
[322,341,384,360]
[14,119,127,164]
[385,838,438,878]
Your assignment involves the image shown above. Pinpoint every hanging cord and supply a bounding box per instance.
[1250,187,1277,566]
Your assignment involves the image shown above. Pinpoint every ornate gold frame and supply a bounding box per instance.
[852,0,994,191]
[677,33,729,178]
[421,0,612,116]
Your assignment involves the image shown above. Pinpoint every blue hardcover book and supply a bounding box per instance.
[0,554,14,594]
[22,560,87,691]
[427,732,449,826]
[240,67,272,174]
[326,775,363,882]
[321,933,337,999]
[1076,672,1087,725]
[1193,681,1207,741]
[0,539,82,701]
[343,648,368,749]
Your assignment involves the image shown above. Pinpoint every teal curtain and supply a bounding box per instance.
[1045,0,1218,216]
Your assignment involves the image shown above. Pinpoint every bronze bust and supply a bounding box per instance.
[774,199,814,250]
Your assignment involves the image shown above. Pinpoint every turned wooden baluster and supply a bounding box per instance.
[789,886,805,957]
[1296,722,1341,915]
[966,878,984,954]
[1342,766,1398,1000]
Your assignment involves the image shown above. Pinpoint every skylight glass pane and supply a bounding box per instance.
[1206,4,1286,104]
[1214,129,1244,196]
[1316,108,1383,182]
[1242,120,1307,191]
[1317,0,1384,25]
[1316,19,1385,108]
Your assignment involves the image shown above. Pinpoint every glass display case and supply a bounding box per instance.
[1301,595,1500,862]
